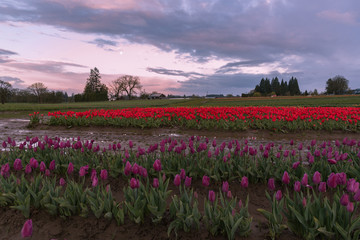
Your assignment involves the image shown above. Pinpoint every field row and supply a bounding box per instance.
[1,135,360,239]
[36,106,360,132]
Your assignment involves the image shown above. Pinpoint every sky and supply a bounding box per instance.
[0,0,359,96]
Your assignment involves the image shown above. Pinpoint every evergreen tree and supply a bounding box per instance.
[271,77,281,95]
[264,78,272,95]
[83,67,108,101]
[259,78,266,95]
[288,77,301,96]
[280,79,288,96]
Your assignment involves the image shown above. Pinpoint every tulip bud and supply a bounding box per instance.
[180,169,186,180]
[153,178,159,188]
[327,173,338,188]
[59,178,66,186]
[130,178,139,189]
[268,178,275,191]
[21,219,33,238]
[202,175,210,187]
[25,164,32,174]
[208,190,215,202]
[92,176,98,187]
[174,174,181,186]
[301,173,308,186]
[49,160,56,171]
[275,190,282,201]
[185,176,192,188]
[319,182,327,192]
[294,181,301,192]
[302,197,307,207]
[347,202,354,212]
[39,161,46,172]
[67,162,74,175]
[340,194,349,206]
[222,181,229,192]
[153,159,162,172]
[241,176,249,188]
[282,171,290,185]
[227,190,232,199]
[13,158,23,171]
[100,169,108,180]
[313,171,321,185]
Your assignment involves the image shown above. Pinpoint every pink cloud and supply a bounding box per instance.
[317,10,357,25]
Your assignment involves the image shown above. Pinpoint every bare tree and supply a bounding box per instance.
[28,82,48,103]
[109,77,126,100]
[0,80,12,104]
[112,75,142,100]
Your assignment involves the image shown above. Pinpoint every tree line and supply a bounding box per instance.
[0,68,356,104]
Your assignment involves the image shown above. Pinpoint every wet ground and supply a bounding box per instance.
[1,118,359,148]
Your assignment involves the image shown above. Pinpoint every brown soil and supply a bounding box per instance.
[0,118,357,239]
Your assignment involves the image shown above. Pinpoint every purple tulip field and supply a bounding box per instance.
[1,134,360,240]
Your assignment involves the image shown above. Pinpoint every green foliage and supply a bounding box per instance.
[168,187,201,237]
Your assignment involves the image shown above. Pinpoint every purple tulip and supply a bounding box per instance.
[132,163,140,175]
[347,202,354,212]
[25,164,32,174]
[238,199,243,208]
[2,141,6,148]
[21,219,33,238]
[153,178,159,188]
[241,176,249,188]
[1,163,10,178]
[301,173,308,186]
[275,190,282,201]
[13,158,22,171]
[222,181,229,192]
[59,178,66,186]
[282,171,290,185]
[79,165,89,177]
[92,175,98,187]
[354,190,360,202]
[129,140,133,149]
[124,161,132,176]
[327,173,338,188]
[130,178,140,189]
[294,181,301,192]
[49,160,55,171]
[185,176,192,188]
[67,162,74,174]
[100,169,108,180]
[202,175,210,187]
[208,190,215,202]
[174,174,181,186]
[227,190,232,199]
[336,172,347,185]
[40,161,46,172]
[313,171,321,185]
[328,159,337,164]
[30,158,38,169]
[268,178,275,191]
[180,169,186,180]
[319,182,327,192]
[91,169,97,180]
[153,159,162,172]
[340,194,349,206]
[347,179,359,193]
[292,161,300,169]
[45,169,50,176]
[302,197,307,207]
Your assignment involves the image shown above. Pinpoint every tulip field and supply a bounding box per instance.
[1,133,360,239]
[38,106,360,132]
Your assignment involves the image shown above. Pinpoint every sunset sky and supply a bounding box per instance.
[1,0,359,96]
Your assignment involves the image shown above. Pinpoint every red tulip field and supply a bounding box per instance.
[1,104,360,239]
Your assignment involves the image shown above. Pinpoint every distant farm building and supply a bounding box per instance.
[148,93,166,99]
[353,88,360,94]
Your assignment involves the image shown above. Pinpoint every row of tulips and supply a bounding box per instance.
[1,135,360,239]
[40,106,360,131]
